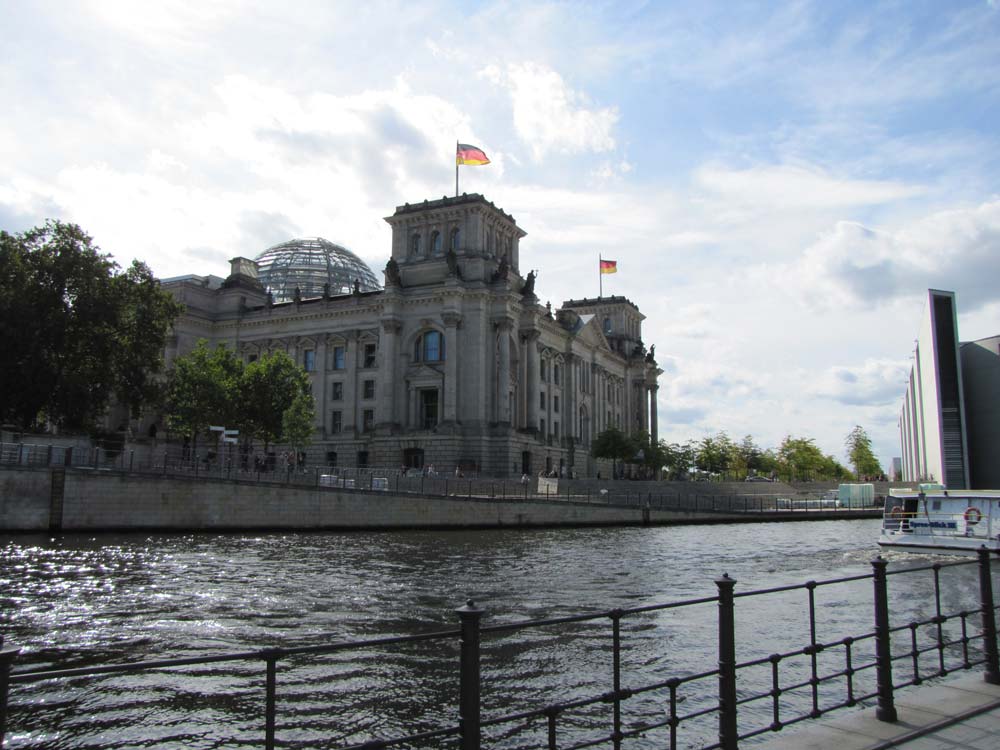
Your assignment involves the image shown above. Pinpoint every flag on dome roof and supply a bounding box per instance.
[456,143,490,166]
[600,259,618,274]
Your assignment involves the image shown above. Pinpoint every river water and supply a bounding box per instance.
[0,519,991,749]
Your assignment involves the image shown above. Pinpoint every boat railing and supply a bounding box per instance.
[2,552,1000,750]
[883,504,997,539]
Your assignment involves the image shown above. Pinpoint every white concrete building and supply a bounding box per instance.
[159,194,662,476]
[899,289,1000,488]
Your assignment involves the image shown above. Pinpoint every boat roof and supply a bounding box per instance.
[889,488,1000,499]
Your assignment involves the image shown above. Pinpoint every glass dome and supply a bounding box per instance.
[255,237,381,303]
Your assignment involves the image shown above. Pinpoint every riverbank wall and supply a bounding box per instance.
[0,466,880,533]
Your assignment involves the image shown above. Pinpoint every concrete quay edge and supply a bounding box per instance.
[756,670,1000,749]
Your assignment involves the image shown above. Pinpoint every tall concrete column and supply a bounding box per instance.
[316,337,327,436]
[650,384,659,442]
[596,369,604,433]
[565,354,577,439]
[495,319,512,424]
[443,312,462,423]
[344,334,357,434]
[524,331,540,432]
[378,319,401,428]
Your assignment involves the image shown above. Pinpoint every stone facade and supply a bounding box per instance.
[160,194,661,476]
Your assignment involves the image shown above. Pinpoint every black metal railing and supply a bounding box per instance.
[0,441,878,516]
[2,551,998,750]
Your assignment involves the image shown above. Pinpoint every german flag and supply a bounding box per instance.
[600,259,618,274]
[456,143,490,166]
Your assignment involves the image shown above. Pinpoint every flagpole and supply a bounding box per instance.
[455,140,459,197]
[599,254,603,298]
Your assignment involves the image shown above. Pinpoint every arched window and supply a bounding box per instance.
[410,233,422,257]
[450,227,460,252]
[414,330,445,362]
[431,231,443,256]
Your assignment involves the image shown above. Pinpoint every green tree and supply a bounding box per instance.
[777,435,851,481]
[776,436,827,481]
[631,430,668,478]
[0,221,181,429]
[662,440,696,480]
[282,389,316,464]
[845,425,882,479]
[696,432,733,479]
[164,340,243,449]
[733,434,763,478]
[239,350,312,451]
[591,427,636,478]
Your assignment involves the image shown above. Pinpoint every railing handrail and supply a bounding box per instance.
[0,450,884,518]
[2,552,998,750]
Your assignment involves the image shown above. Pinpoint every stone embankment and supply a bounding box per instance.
[0,466,881,533]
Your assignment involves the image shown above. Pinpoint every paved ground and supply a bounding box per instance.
[757,670,1000,749]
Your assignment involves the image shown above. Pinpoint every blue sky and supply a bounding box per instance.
[3,0,999,469]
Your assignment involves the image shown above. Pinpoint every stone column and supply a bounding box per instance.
[524,331,540,432]
[650,384,659,442]
[565,354,577,440]
[598,369,606,433]
[495,319,512,424]
[442,312,462,423]
[378,319,401,428]
[316,337,328,436]
[343,334,357,434]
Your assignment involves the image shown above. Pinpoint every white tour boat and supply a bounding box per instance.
[879,486,1000,555]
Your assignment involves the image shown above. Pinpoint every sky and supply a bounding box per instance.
[2,0,1000,470]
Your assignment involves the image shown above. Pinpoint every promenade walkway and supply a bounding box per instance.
[759,671,1000,749]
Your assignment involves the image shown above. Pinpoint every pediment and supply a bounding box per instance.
[406,363,445,385]
[574,315,612,351]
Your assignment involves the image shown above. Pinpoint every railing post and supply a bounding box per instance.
[0,635,21,750]
[456,600,484,750]
[871,556,898,721]
[716,573,738,750]
[977,547,1000,684]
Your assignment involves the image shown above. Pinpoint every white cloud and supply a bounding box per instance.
[480,62,618,160]
[695,163,923,210]
[797,199,1000,312]
[811,358,912,407]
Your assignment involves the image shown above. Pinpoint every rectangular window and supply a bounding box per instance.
[554,395,560,413]
[540,417,546,435]
[420,389,439,429]
[553,422,559,439]
[540,359,547,381]
[540,392,546,409]
[331,382,343,401]
[331,410,342,433]
[363,379,375,400]
[554,364,560,385]
[357,450,369,468]
[303,349,316,372]
[332,346,345,370]
[362,409,374,432]
[363,343,377,368]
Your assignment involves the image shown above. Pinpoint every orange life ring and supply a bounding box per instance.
[889,505,903,518]
[964,507,982,525]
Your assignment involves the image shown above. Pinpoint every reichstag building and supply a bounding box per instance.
[161,194,661,476]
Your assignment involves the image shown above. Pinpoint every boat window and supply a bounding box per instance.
[931,500,941,511]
